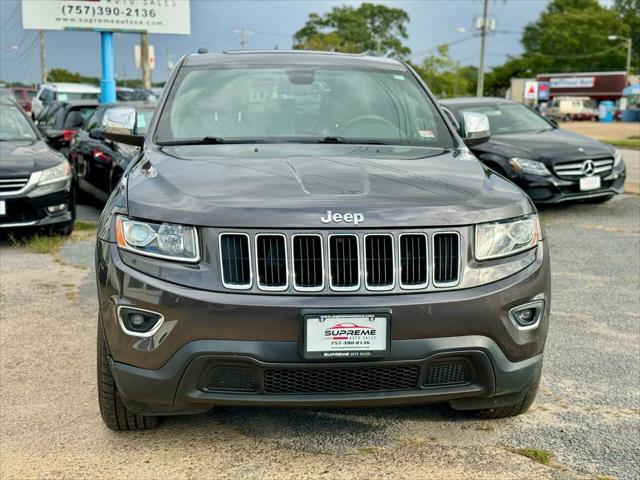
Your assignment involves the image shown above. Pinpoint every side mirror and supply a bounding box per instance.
[460,111,491,146]
[89,128,104,140]
[102,107,144,146]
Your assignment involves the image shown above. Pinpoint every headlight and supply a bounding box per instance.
[37,161,72,186]
[116,216,199,262]
[475,214,540,260]
[508,158,551,176]
[613,148,623,168]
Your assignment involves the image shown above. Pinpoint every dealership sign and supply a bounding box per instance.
[550,77,596,89]
[524,81,538,100]
[22,0,190,35]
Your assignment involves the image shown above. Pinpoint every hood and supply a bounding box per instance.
[476,128,614,165]
[126,144,532,228]
[0,140,66,177]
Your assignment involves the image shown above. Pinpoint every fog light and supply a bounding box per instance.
[117,306,164,337]
[46,203,67,214]
[509,300,544,331]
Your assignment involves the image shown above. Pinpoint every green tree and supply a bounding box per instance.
[413,45,472,98]
[520,0,630,73]
[47,68,99,85]
[293,3,411,59]
[614,0,640,69]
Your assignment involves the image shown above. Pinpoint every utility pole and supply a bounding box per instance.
[626,37,632,82]
[233,29,253,50]
[39,30,46,83]
[476,0,489,97]
[141,32,151,89]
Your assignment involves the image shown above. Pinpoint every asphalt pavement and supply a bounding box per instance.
[1,193,638,479]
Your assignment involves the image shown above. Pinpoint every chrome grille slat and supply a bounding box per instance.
[399,234,428,289]
[293,234,323,291]
[0,177,30,196]
[329,234,360,291]
[365,234,394,290]
[256,234,288,291]
[433,232,460,287]
[219,233,252,289]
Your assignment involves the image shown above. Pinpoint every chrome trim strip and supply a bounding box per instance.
[291,233,325,292]
[0,173,38,197]
[0,220,38,228]
[328,233,361,292]
[219,232,253,290]
[255,233,289,292]
[398,232,429,290]
[363,233,395,291]
[432,231,461,288]
[116,305,165,338]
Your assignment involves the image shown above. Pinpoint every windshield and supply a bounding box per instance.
[155,66,454,148]
[0,105,37,141]
[455,103,553,135]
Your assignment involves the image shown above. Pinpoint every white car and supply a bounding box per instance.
[32,83,100,118]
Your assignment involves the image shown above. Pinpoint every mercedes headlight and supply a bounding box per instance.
[508,158,551,176]
[613,148,623,168]
[475,214,540,260]
[116,216,199,262]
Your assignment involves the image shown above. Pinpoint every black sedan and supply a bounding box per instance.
[440,98,626,204]
[35,100,98,157]
[69,103,155,202]
[0,101,75,234]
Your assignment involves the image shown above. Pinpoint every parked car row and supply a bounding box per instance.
[0,78,625,238]
[0,98,155,235]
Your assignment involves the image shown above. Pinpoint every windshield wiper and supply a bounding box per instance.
[156,136,226,146]
[318,136,345,143]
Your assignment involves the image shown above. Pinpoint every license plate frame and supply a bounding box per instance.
[302,311,391,360]
[580,176,601,191]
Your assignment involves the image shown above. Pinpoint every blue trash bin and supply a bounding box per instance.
[621,109,639,122]
[598,101,615,122]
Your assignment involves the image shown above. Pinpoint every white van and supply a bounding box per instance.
[547,96,598,122]
[32,83,100,118]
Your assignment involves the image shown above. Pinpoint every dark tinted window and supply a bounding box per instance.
[156,65,454,148]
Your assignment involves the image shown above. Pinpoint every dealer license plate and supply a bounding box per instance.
[0,201,5,216]
[580,176,601,191]
[303,313,389,359]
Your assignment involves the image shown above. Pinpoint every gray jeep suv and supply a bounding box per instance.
[95,51,550,430]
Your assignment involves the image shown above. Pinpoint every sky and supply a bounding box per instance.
[0,0,617,85]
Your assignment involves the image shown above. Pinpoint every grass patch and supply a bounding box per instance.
[594,476,616,480]
[74,221,96,231]
[513,448,554,466]
[601,138,640,149]
[25,234,67,254]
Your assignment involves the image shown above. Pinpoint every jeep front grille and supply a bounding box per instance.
[364,234,394,290]
[255,234,287,290]
[329,234,360,290]
[217,230,462,293]
[219,233,251,289]
[292,234,324,291]
[554,158,614,179]
[433,232,460,287]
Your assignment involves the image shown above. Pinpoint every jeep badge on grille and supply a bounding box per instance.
[320,210,365,225]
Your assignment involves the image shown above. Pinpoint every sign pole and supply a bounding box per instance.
[100,31,116,104]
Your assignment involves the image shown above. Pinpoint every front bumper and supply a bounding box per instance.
[0,188,73,229]
[97,239,550,415]
[517,168,625,204]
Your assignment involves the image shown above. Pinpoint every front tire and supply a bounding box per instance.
[476,372,540,419]
[97,319,160,430]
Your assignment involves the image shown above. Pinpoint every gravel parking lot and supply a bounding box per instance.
[1,194,638,480]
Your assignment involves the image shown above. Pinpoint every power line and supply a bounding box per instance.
[1,3,19,30]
